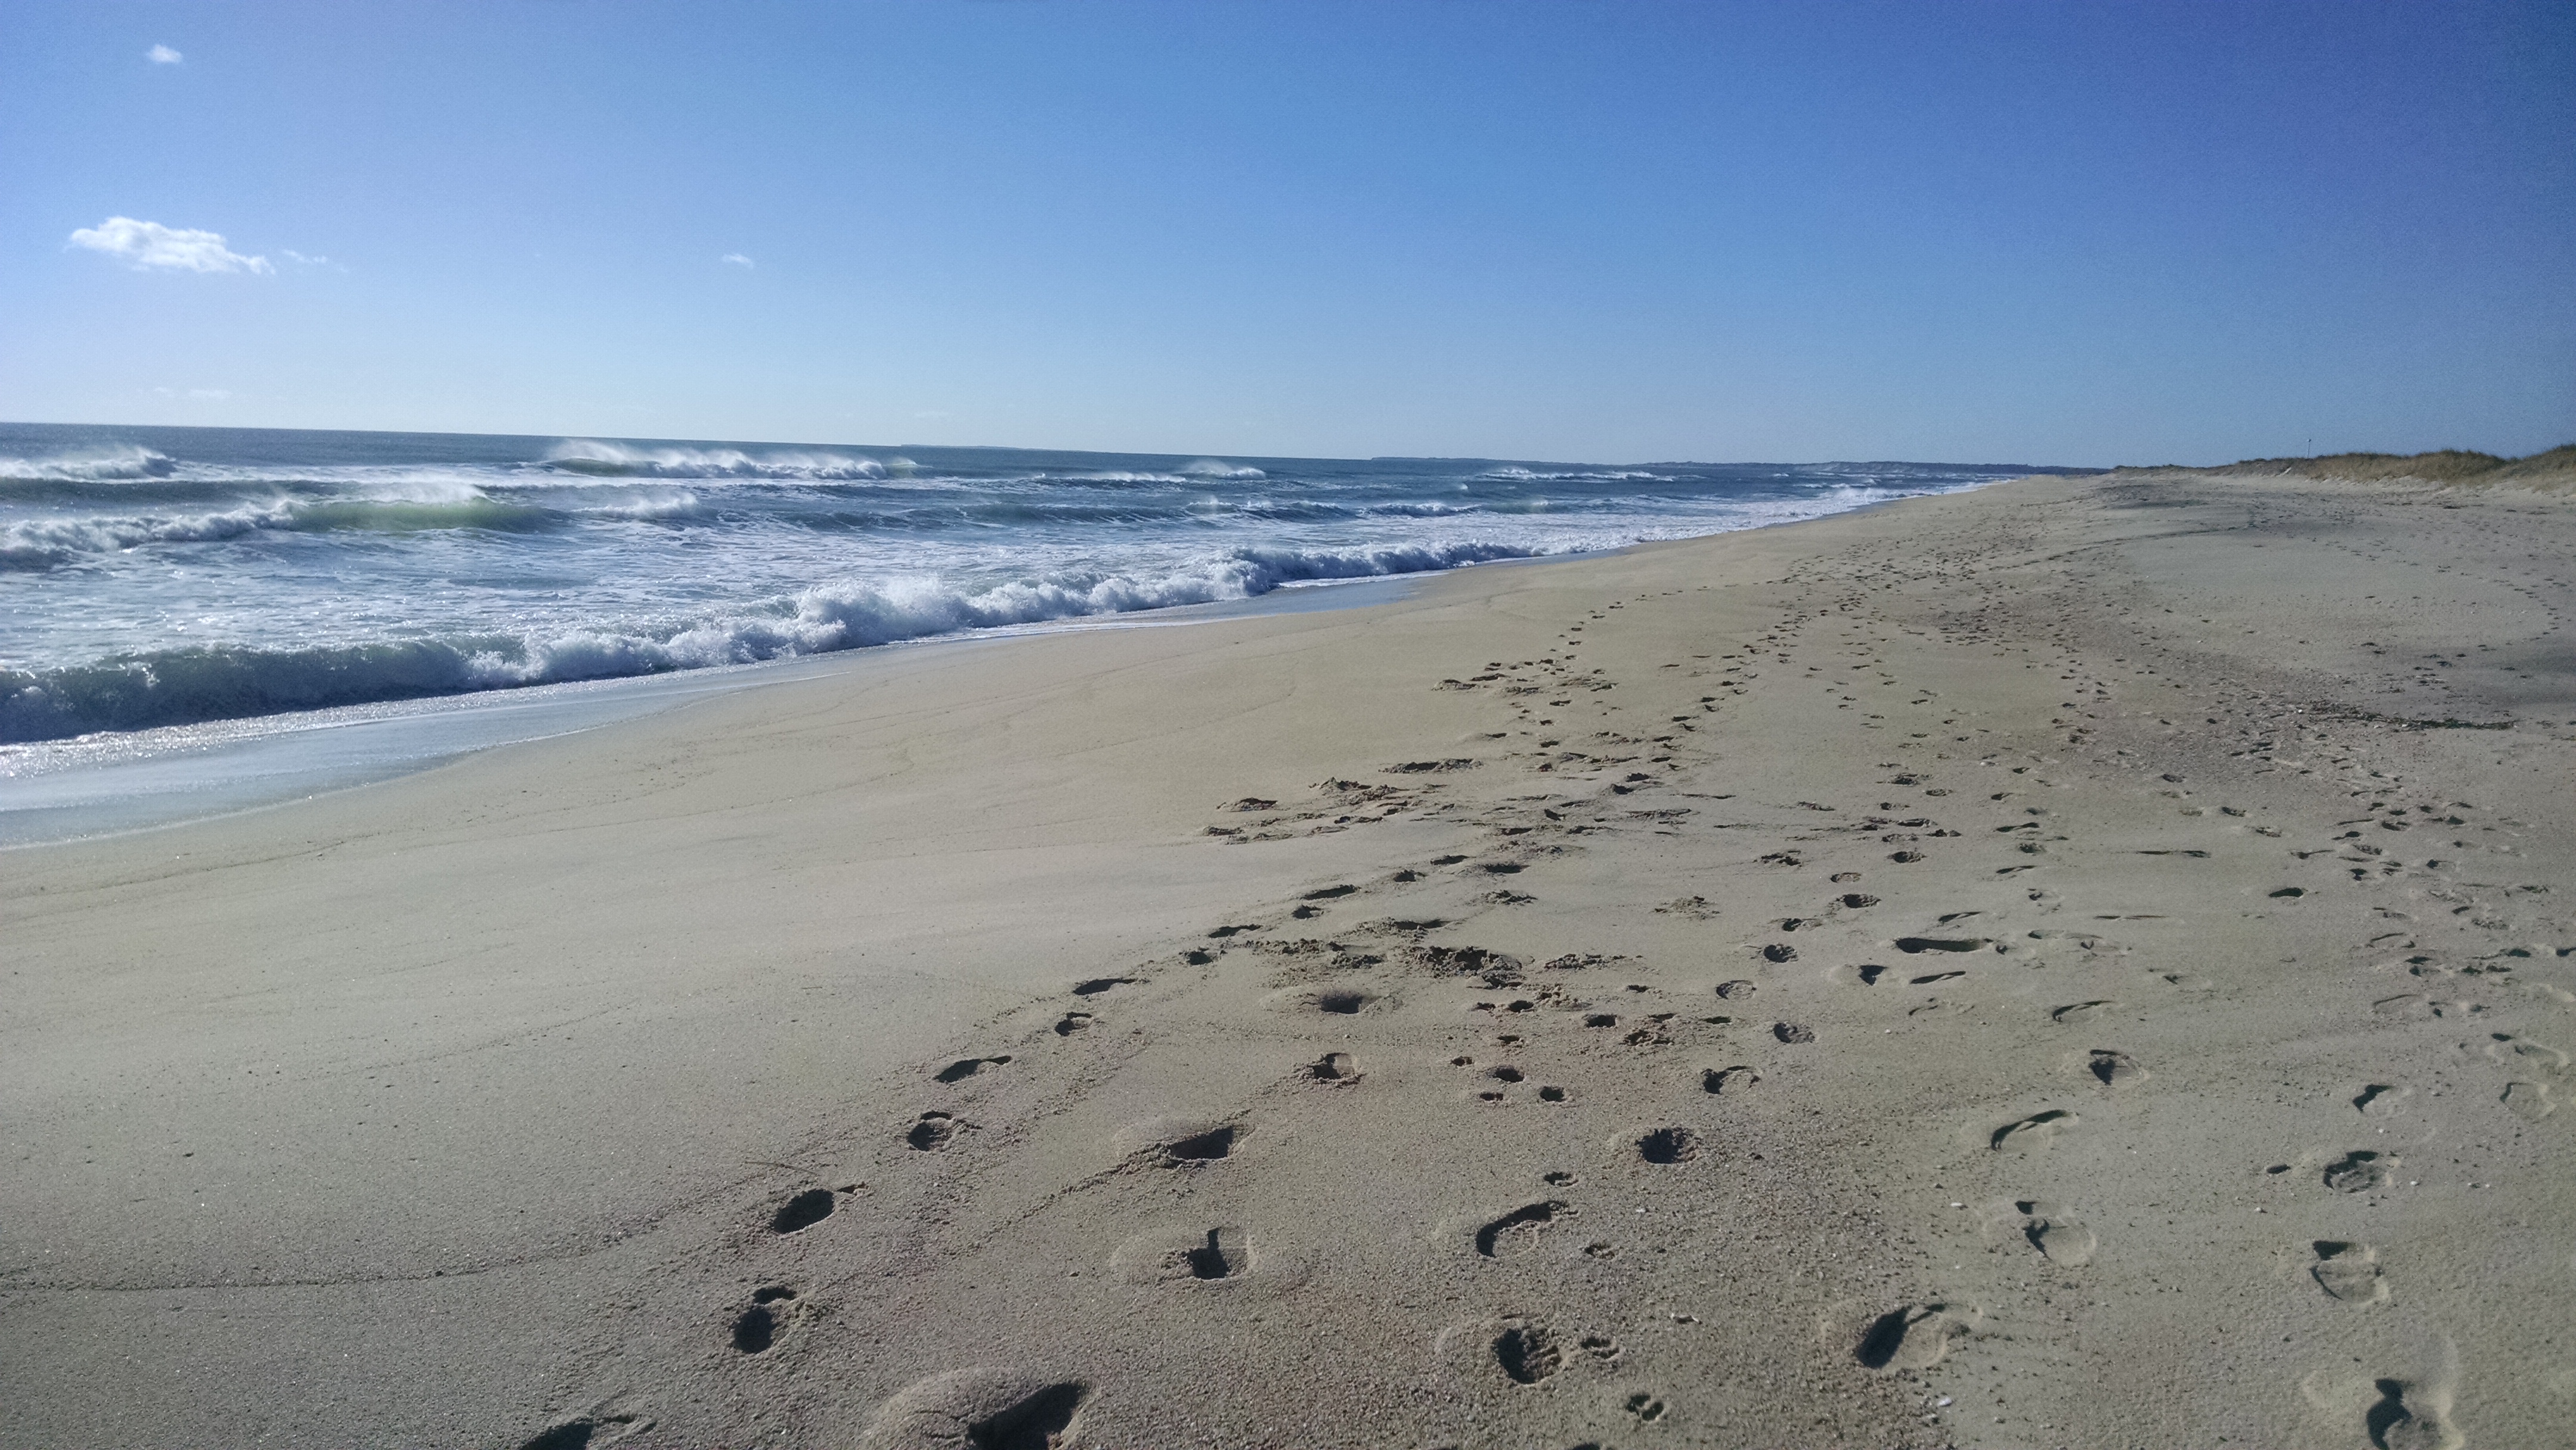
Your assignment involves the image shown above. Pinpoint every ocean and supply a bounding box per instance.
[1,423,2066,747]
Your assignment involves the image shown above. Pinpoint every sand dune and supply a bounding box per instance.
[4,466,2569,1449]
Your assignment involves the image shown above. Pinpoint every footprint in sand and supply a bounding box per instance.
[2051,1000,2116,1024]
[1475,1200,1570,1258]
[1990,1110,2077,1152]
[933,1055,1011,1084]
[768,1188,835,1235]
[2485,1032,2569,1073]
[2311,1242,2388,1304]
[1069,976,1137,996]
[2014,1200,2097,1265]
[731,1285,799,1353]
[2354,1083,2412,1117]
[1492,1318,1565,1384]
[1636,1126,1701,1163]
[2365,1376,2463,1450]
[2088,1049,2146,1086]
[857,1370,1089,1450]
[1853,1303,1970,1370]
[2323,1150,2398,1192]
[1113,1225,1251,1284]
[1304,1051,1358,1083]
[2501,1080,2556,1120]
[906,1112,964,1151]
[1715,979,1757,1000]
[1702,1065,1759,1094]
[1773,1021,1815,1043]
[513,1414,645,1450]
[1054,1012,1094,1035]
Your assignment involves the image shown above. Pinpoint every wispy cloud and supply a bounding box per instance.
[69,216,271,274]
[280,249,332,267]
[722,252,755,268]
[148,44,183,64]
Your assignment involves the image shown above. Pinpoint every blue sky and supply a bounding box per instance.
[4,1,2570,465]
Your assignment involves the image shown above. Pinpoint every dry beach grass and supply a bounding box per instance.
[4,460,2571,1449]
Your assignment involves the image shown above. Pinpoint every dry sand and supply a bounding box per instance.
[5,466,2571,1450]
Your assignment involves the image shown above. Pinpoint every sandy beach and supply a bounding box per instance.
[5,461,2571,1449]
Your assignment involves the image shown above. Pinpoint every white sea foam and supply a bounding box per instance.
[544,439,888,479]
[1479,466,1672,482]
[0,447,182,482]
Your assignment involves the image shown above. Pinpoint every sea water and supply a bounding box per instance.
[0,423,2067,836]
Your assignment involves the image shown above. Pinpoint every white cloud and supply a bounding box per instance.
[69,216,271,274]
[722,252,755,268]
[280,249,332,267]
[148,44,183,64]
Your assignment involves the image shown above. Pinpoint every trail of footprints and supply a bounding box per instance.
[512,491,2569,1448]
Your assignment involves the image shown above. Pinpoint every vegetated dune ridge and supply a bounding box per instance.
[2116,442,2576,494]
[2,462,2569,1450]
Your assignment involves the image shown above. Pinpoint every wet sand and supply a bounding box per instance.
[5,464,2571,1449]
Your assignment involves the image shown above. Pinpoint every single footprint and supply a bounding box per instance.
[2051,1000,2116,1024]
[2501,1080,2556,1120]
[857,1370,1089,1450]
[1702,1065,1760,1094]
[1773,1021,1815,1043]
[1305,1052,1358,1082]
[1990,1110,2077,1152]
[1493,1318,1563,1385]
[769,1188,835,1235]
[2015,1201,2097,1265]
[514,1415,643,1450]
[1624,1392,1666,1422]
[1637,1126,1701,1163]
[933,1055,1011,1084]
[1853,1303,1968,1370]
[1857,963,1888,985]
[1181,1227,1247,1281]
[1070,977,1136,997]
[2366,1376,2463,1450]
[2487,1033,2570,1073]
[1476,1201,1568,1257]
[1054,1012,1093,1036]
[2311,1241,2388,1304]
[2323,1150,2398,1193]
[2088,1049,2145,1086]
[1161,1125,1239,1164]
[1715,980,1757,999]
[907,1112,960,1151]
[1761,943,1798,963]
[2354,1083,2411,1117]
[732,1286,798,1353]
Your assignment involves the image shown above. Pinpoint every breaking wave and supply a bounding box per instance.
[544,439,888,480]
[0,447,182,482]
[0,540,1540,741]
[1,498,562,569]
